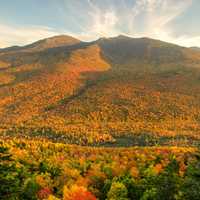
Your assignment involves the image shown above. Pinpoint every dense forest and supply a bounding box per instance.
[1,138,200,200]
[1,36,200,145]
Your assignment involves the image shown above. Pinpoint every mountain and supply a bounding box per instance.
[191,47,200,52]
[0,45,21,52]
[22,35,80,52]
[1,35,200,146]
[0,35,80,55]
[98,35,200,67]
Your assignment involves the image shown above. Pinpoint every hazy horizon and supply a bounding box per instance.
[0,0,200,48]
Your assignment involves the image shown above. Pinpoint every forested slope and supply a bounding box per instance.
[1,35,200,146]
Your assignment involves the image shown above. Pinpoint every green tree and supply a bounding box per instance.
[154,159,181,200]
[21,178,40,200]
[181,153,200,200]
[0,146,21,200]
[107,181,128,200]
[140,188,158,200]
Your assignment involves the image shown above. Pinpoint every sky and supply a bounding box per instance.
[0,0,200,48]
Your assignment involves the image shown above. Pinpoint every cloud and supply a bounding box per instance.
[74,0,195,46]
[0,24,62,48]
[91,11,118,36]
[170,35,200,47]
[124,0,193,43]
[146,0,197,47]
[81,0,119,40]
[0,0,198,48]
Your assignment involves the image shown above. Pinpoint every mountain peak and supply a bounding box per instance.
[97,35,158,43]
[115,34,132,39]
[24,35,80,51]
[99,35,132,41]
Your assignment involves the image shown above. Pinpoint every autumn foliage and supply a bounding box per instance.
[1,36,200,145]
[1,137,200,199]
[63,185,96,200]
[1,35,200,199]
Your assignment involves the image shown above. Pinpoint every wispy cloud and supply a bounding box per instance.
[132,0,193,44]
[0,0,198,48]
[74,0,120,40]
[72,0,195,46]
[0,24,62,48]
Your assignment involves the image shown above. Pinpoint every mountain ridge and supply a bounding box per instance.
[23,35,80,51]
[0,34,194,51]
[0,35,81,55]
[1,34,200,145]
